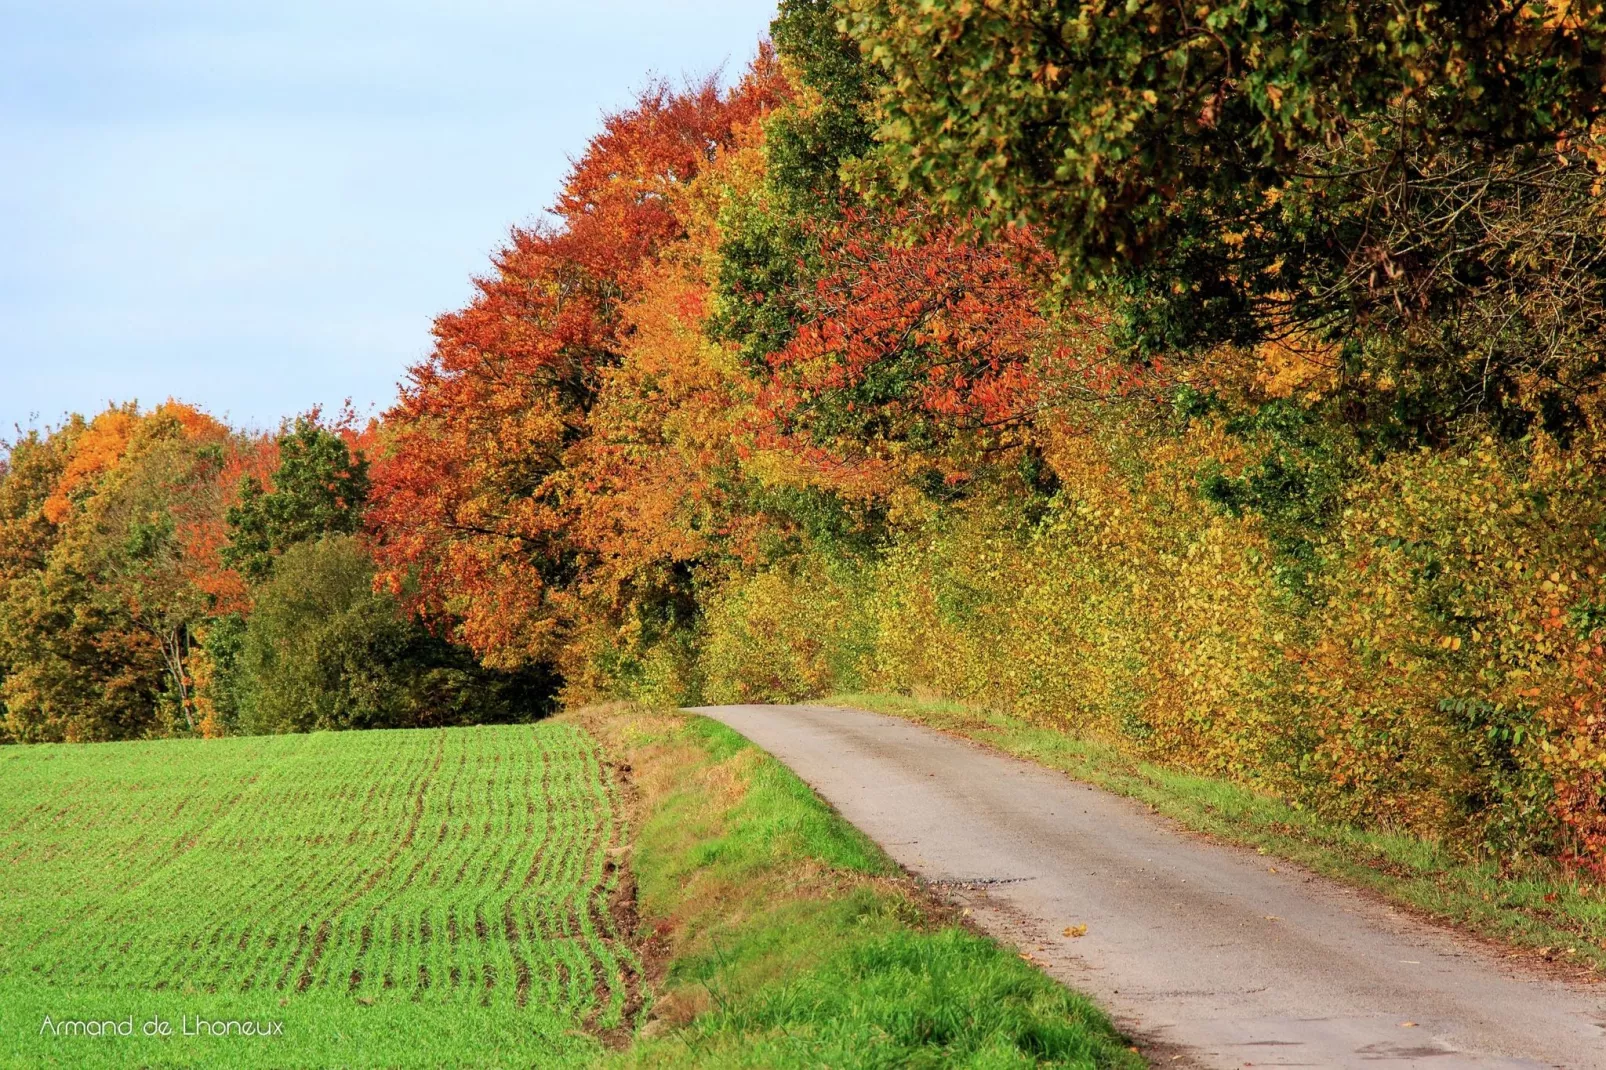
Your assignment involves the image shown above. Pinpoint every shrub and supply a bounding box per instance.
[235,536,554,733]
[696,418,1606,875]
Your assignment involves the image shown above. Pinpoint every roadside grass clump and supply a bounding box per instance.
[828,691,1606,976]
[0,722,635,1068]
[579,708,1141,1070]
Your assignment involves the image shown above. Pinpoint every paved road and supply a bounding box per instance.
[691,703,1605,1069]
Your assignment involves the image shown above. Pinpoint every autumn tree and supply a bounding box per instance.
[370,65,785,672]
[0,424,80,742]
[0,404,240,740]
[80,406,240,732]
[760,213,1071,481]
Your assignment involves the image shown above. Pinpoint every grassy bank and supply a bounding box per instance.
[574,707,1142,1069]
[825,692,1606,976]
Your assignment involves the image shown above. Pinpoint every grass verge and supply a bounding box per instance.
[570,706,1144,1069]
[825,691,1606,977]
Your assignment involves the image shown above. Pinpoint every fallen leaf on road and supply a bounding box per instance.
[1063,924,1088,938]
[1399,1022,1417,1028]
[1264,915,1281,921]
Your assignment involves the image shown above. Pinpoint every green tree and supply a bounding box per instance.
[846,0,1606,437]
[768,0,879,205]
[849,0,1606,270]
[223,417,369,580]
[237,536,554,735]
[236,535,412,733]
[709,0,881,369]
[0,554,166,743]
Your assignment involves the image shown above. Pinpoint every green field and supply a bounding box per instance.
[0,723,633,1068]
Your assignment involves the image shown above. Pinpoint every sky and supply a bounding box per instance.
[0,0,779,436]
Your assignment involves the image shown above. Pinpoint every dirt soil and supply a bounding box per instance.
[692,703,1606,1070]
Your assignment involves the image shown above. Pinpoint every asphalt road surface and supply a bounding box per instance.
[692,703,1605,1069]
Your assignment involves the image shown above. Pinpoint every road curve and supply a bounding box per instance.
[690,703,1605,1070]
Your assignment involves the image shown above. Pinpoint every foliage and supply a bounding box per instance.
[767,0,879,205]
[845,0,1606,438]
[845,0,1606,272]
[223,415,370,581]
[701,553,874,704]
[0,404,240,741]
[0,723,624,1068]
[704,0,877,367]
[761,212,1052,471]
[236,536,553,734]
[370,71,786,674]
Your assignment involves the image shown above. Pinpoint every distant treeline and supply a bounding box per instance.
[7,0,1606,876]
[0,409,552,741]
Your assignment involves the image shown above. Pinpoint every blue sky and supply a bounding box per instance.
[0,0,778,435]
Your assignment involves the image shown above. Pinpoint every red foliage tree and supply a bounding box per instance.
[370,59,785,668]
[756,212,1133,487]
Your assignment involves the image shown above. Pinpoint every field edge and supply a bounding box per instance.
[567,704,1146,1069]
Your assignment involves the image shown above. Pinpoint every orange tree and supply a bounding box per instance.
[0,404,246,740]
[369,66,786,673]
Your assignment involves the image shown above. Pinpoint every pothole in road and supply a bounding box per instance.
[927,876,1037,889]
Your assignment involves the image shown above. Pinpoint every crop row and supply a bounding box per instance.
[0,722,634,1029]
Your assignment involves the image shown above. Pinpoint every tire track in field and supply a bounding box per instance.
[518,727,566,1009]
[348,739,472,994]
[500,726,544,1008]
[287,732,447,992]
